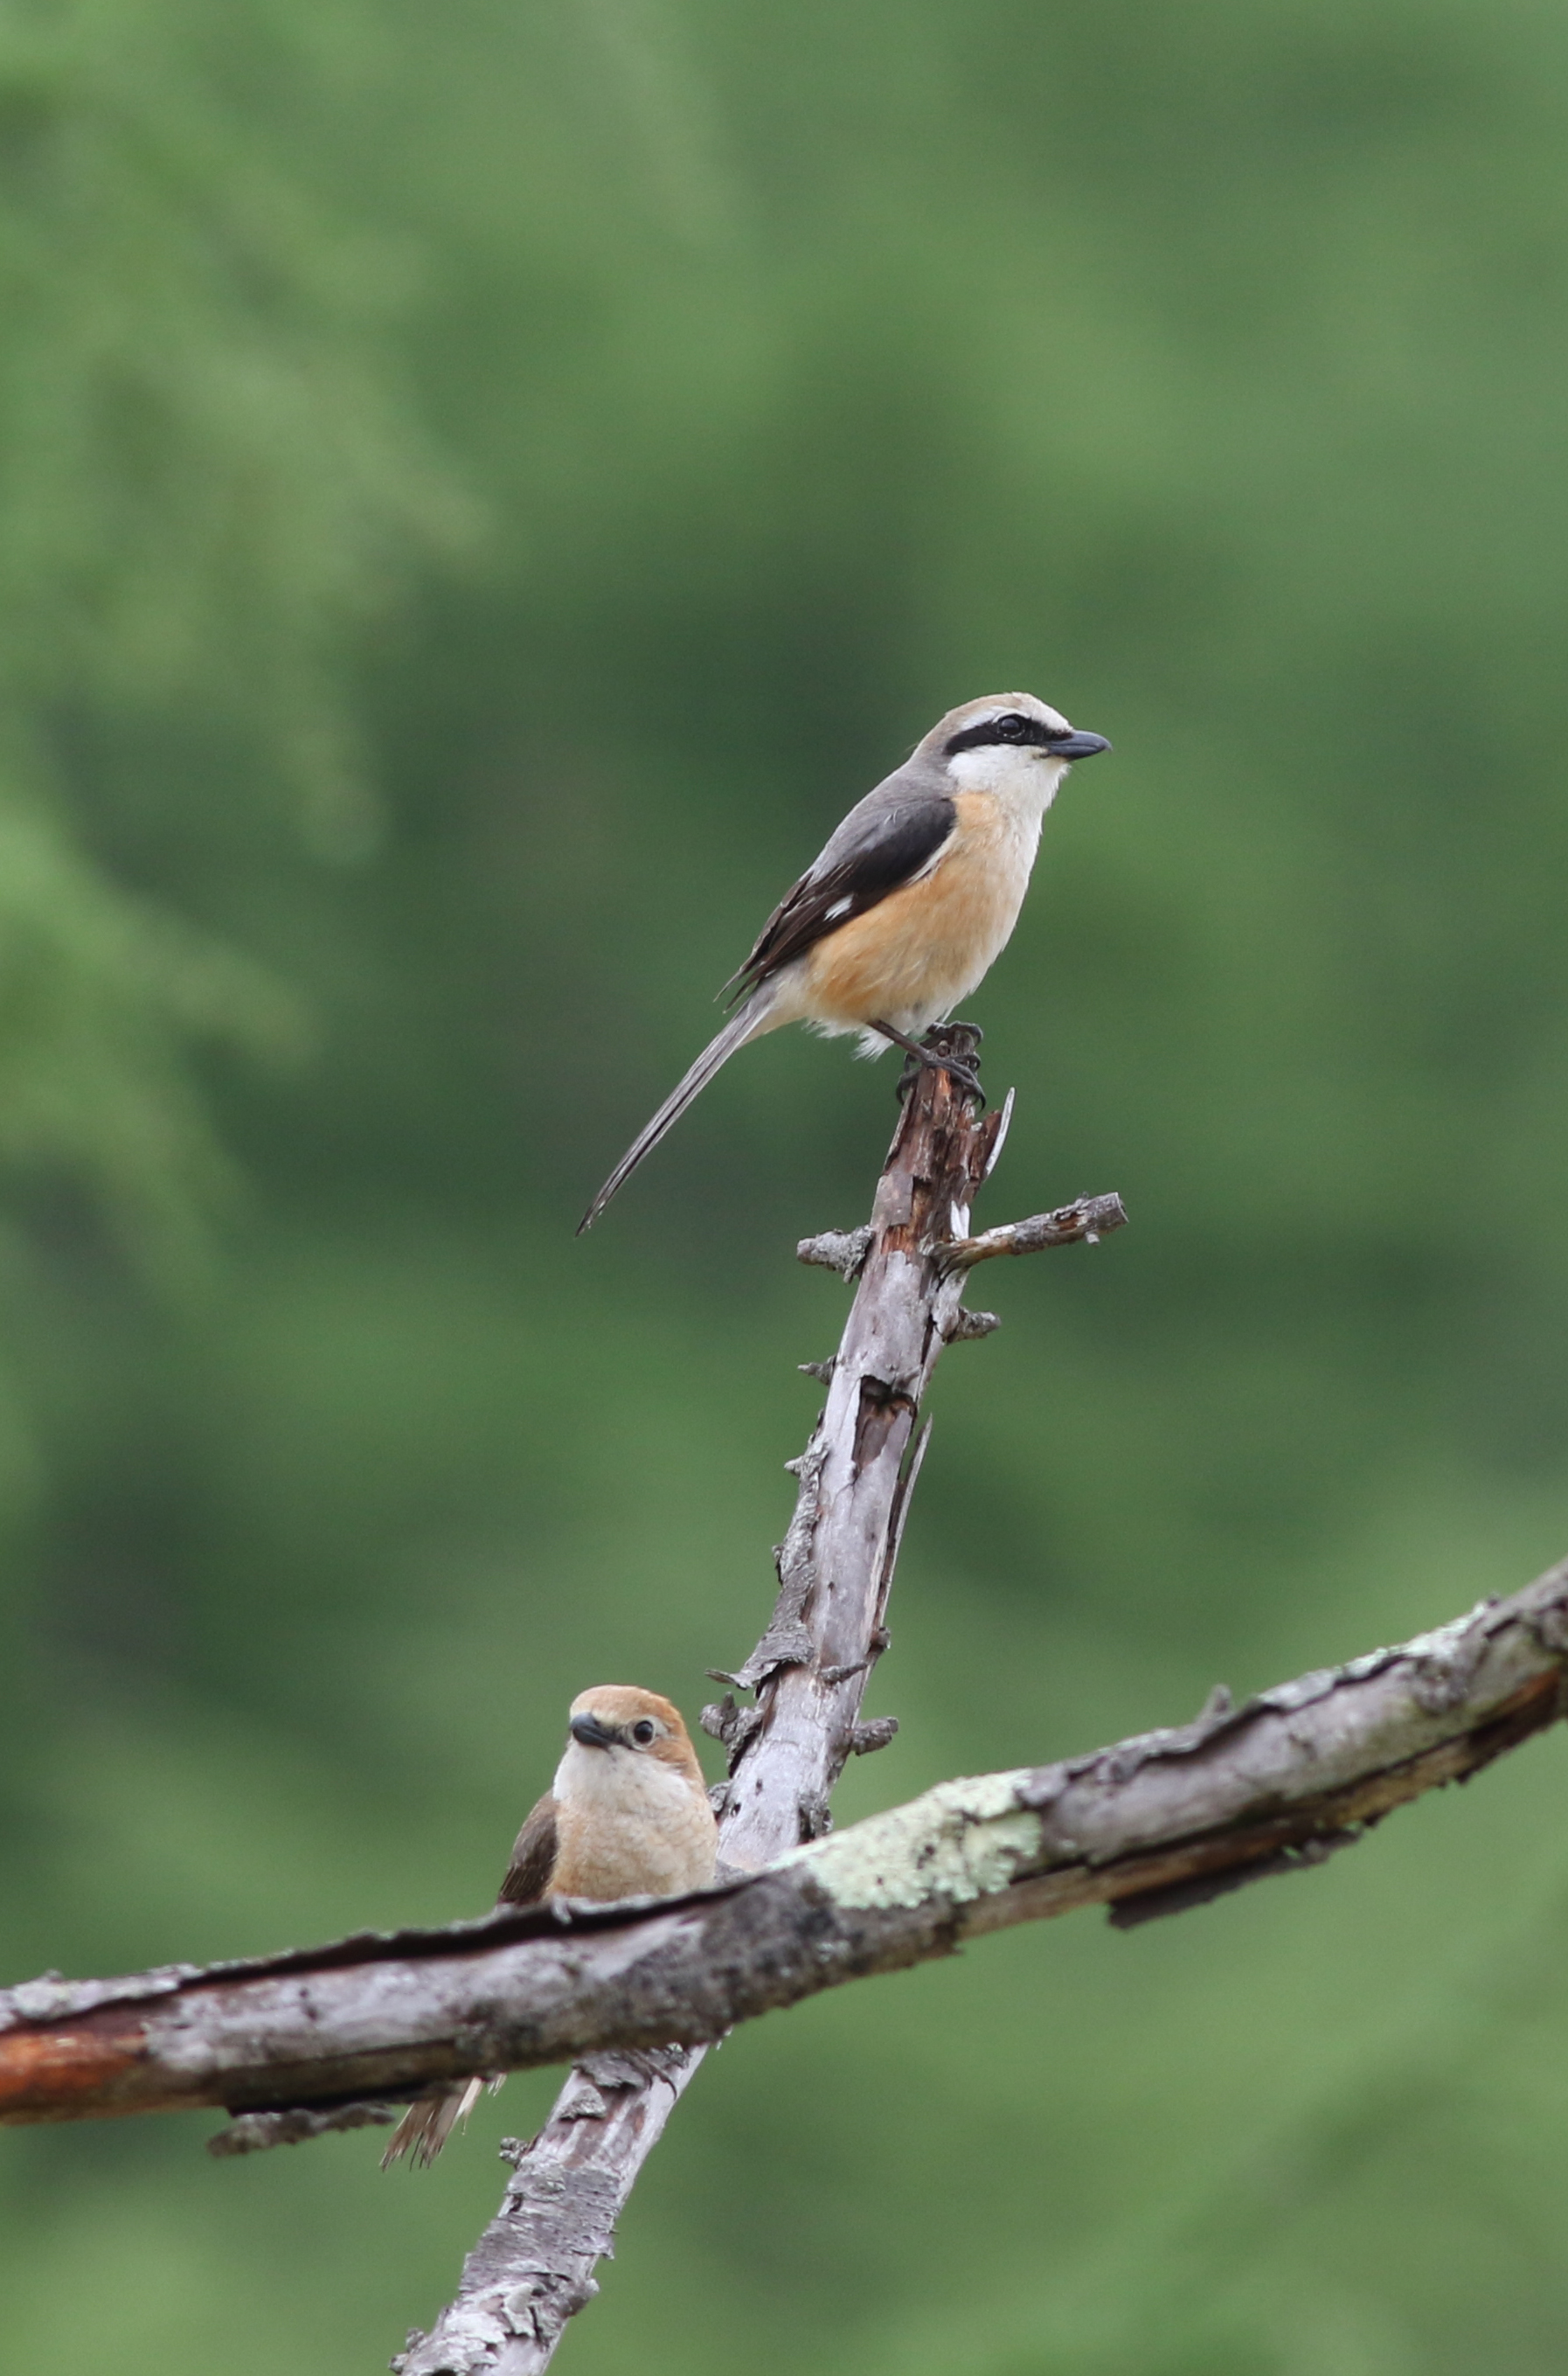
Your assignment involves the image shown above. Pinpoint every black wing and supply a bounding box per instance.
[725,795,956,1004]
[496,1791,559,1906]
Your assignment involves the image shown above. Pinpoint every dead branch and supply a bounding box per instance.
[4,1564,1566,2136]
[942,1191,1128,1267]
[394,2051,702,2374]
[398,1027,1088,2369]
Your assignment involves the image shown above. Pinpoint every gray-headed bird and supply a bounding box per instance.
[382,1685,718,2167]
[579,691,1109,1230]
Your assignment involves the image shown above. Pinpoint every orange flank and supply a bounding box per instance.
[799,789,1037,1030]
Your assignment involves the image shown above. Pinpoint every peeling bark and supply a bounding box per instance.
[715,1031,1020,1868]
[391,2052,702,2376]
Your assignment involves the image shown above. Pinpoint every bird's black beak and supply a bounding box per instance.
[1048,730,1112,761]
[570,1713,619,1750]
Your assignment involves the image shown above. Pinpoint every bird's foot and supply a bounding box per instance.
[939,1058,985,1104]
[918,1021,985,1105]
[877,1020,985,1109]
[893,1055,982,1105]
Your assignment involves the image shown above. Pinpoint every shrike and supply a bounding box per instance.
[579,691,1109,1230]
[382,1685,717,2167]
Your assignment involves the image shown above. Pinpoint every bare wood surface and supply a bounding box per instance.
[713,1029,1012,1861]
[5,1562,1567,2130]
[394,2049,704,2376]
[943,1191,1128,1267]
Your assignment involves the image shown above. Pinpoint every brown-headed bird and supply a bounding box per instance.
[578,691,1109,1230]
[382,1685,718,2167]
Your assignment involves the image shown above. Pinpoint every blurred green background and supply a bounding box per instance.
[3,0,1568,2367]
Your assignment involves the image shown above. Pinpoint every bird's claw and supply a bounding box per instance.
[919,1024,985,1108]
[892,1043,984,1110]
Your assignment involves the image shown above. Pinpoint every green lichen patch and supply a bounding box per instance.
[784,1771,1043,1911]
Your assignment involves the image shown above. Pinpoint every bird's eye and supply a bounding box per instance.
[995,714,1030,742]
[631,1720,656,1746]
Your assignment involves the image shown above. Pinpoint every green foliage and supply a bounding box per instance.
[4,0,1568,2370]
[0,0,468,1300]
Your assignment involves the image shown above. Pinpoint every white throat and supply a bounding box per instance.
[554,1739,692,1816]
[945,745,1069,818]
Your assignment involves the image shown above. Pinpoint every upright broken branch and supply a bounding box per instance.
[392,1030,1120,2370]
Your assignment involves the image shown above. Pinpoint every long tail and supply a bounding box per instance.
[577,990,777,1233]
[380,2075,490,2170]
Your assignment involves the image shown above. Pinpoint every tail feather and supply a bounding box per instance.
[577,990,776,1232]
[380,2075,489,2170]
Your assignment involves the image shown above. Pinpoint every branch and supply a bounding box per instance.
[942,1191,1128,1268]
[395,2050,703,2373]
[399,1032,1088,2368]
[5,1563,1566,2118]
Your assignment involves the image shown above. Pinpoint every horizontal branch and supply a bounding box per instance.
[798,1191,1127,1281]
[943,1192,1128,1268]
[3,1559,1565,2132]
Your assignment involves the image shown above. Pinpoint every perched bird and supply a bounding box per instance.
[382,1685,718,2168]
[579,691,1109,1231]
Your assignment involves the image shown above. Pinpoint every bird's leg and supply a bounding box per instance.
[871,1019,985,1108]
